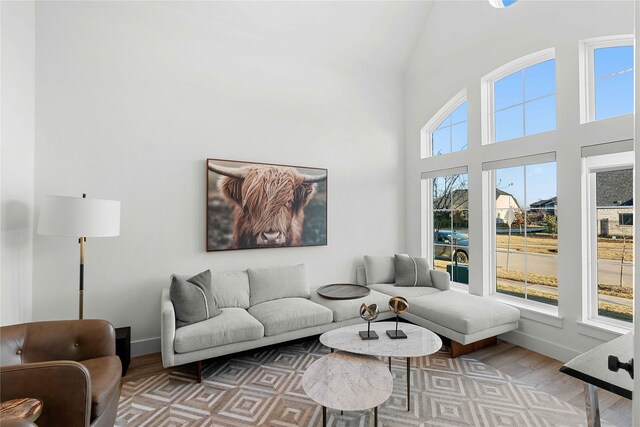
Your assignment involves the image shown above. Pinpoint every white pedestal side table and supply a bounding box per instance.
[302,351,392,426]
[320,321,442,411]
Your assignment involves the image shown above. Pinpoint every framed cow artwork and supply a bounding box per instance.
[206,158,328,251]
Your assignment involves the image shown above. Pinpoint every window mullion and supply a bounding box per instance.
[523,165,528,301]
[449,120,453,154]
[521,70,526,137]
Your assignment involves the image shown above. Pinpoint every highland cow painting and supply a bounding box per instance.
[206,158,328,251]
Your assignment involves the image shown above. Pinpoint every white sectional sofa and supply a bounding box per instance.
[161,258,520,381]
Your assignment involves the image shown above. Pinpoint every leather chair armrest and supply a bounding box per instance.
[3,320,116,363]
[1,361,91,427]
[430,269,451,291]
[161,288,176,367]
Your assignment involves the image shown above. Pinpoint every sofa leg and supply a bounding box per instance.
[451,336,497,358]
[196,360,203,383]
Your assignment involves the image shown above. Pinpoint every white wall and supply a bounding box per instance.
[32,2,415,354]
[405,0,634,361]
[1,1,35,326]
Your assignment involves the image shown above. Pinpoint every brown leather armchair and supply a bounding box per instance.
[0,320,121,427]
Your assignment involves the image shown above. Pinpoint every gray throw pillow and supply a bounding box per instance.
[394,254,433,287]
[170,270,222,327]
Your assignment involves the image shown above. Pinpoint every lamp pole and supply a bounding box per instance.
[79,193,86,319]
[37,193,120,321]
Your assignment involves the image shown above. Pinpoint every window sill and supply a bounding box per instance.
[576,319,629,341]
[449,282,469,293]
[490,295,563,328]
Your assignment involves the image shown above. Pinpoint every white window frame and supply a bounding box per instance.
[483,152,559,312]
[579,35,634,124]
[421,166,469,290]
[481,48,555,145]
[583,150,634,329]
[420,89,467,158]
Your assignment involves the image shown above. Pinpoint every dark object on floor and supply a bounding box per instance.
[0,320,122,427]
[116,326,131,376]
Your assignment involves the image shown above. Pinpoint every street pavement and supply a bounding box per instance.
[496,250,633,288]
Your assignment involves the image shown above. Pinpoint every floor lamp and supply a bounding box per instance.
[38,194,121,319]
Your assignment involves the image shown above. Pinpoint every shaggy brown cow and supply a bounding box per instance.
[208,160,326,248]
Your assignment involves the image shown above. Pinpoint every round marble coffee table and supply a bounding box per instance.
[319,321,442,411]
[302,351,392,426]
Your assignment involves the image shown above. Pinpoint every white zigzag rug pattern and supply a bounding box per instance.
[116,339,595,427]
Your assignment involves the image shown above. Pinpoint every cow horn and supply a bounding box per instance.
[208,161,246,179]
[301,173,327,183]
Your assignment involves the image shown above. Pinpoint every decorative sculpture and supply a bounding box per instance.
[387,296,408,339]
[359,303,380,340]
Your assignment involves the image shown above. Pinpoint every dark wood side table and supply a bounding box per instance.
[115,326,131,376]
[0,398,43,423]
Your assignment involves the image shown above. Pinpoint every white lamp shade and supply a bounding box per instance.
[38,195,121,237]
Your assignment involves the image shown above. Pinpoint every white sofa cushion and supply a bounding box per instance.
[369,283,441,299]
[173,270,251,309]
[310,288,391,322]
[248,298,333,336]
[211,270,251,309]
[174,308,264,353]
[248,264,310,306]
[364,255,396,285]
[408,291,520,335]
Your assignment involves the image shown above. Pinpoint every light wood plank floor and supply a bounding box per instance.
[122,340,632,426]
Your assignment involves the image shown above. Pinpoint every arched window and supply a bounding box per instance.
[481,48,556,144]
[421,90,467,158]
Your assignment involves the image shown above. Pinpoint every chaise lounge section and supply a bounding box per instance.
[357,254,521,357]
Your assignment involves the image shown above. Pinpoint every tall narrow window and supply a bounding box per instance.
[431,173,469,284]
[493,59,556,142]
[581,36,634,123]
[586,152,634,324]
[492,161,558,305]
[594,46,634,120]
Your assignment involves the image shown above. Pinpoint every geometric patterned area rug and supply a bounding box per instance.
[116,338,595,427]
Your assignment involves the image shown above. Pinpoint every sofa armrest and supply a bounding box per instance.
[161,288,177,367]
[430,269,451,291]
[1,361,91,427]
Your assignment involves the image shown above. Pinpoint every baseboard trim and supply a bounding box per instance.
[499,330,580,362]
[135,330,583,362]
[132,337,161,356]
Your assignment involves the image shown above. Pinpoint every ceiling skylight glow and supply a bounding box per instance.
[488,0,519,8]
